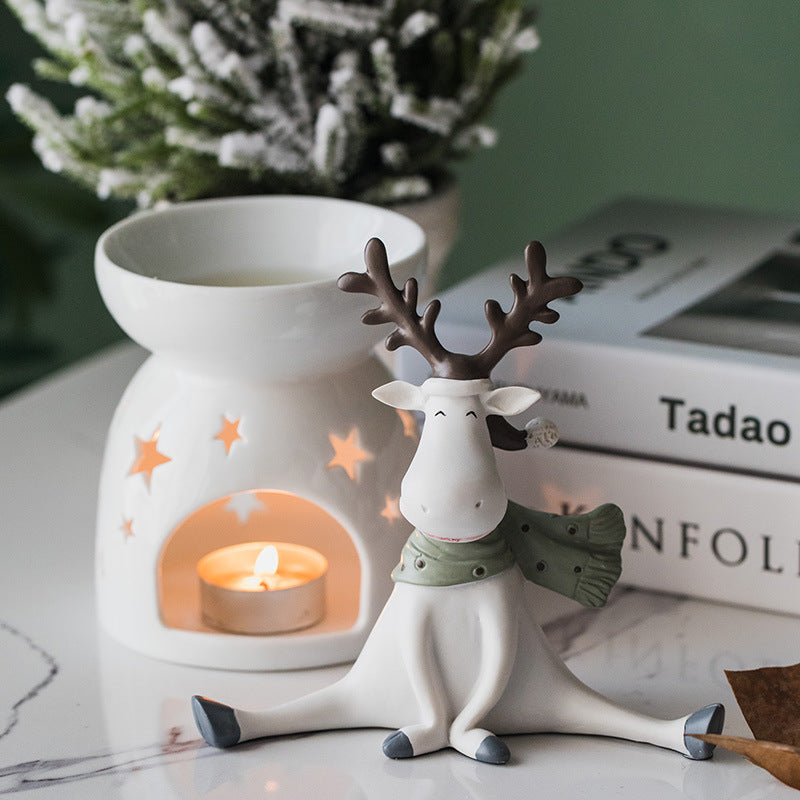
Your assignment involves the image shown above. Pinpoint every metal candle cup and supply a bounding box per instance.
[197,542,328,634]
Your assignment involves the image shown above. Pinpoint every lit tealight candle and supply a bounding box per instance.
[197,542,327,634]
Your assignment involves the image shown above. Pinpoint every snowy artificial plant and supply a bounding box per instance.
[6,0,538,208]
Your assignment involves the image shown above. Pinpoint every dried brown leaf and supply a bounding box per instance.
[725,663,800,746]
[695,662,800,790]
[695,734,800,790]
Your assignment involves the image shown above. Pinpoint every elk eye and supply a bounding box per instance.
[434,410,446,417]
[465,410,478,418]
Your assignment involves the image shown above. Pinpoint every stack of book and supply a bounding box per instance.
[396,198,800,615]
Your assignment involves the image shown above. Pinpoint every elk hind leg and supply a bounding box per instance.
[536,675,724,758]
[193,675,364,748]
[493,617,724,758]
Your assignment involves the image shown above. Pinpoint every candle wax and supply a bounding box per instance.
[221,568,312,592]
[197,542,328,635]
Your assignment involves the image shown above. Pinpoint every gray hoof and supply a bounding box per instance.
[684,703,725,760]
[383,730,414,759]
[192,695,241,748]
[475,734,510,764]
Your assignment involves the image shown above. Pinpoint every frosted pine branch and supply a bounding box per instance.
[370,38,398,105]
[142,8,194,71]
[7,83,62,133]
[5,0,537,206]
[191,22,262,99]
[141,66,169,91]
[7,0,70,54]
[399,11,438,48]
[97,167,141,199]
[277,0,381,37]
[188,0,265,53]
[514,26,540,53]
[165,126,220,154]
[380,141,408,169]
[312,102,346,178]
[269,17,313,132]
[391,93,462,136]
[74,94,112,121]
[453,124,498,152]
[359,175,432,205]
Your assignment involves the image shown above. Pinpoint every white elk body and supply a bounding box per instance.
[192,239,724,764]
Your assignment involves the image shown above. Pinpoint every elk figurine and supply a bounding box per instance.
[192,239,724,764]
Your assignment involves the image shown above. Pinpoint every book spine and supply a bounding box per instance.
[498,444,800,616]
[398,328,800,479]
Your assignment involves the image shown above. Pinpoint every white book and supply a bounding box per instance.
[397,198,800,479]
[497,444,800,616]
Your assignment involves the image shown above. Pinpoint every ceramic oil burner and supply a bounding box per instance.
[193,238,724,764]
[95,196,425,670]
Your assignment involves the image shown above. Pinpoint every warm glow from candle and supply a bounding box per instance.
[197,541,328,634]
[255,545,279,576]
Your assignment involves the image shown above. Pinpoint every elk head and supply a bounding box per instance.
[338,238,582,541]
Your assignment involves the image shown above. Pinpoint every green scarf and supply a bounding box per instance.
[391,527,515,587]
[390,501,626,607]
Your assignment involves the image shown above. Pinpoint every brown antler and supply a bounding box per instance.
[470,241,582,377]
[338,237,453,374]
[338,238,582,380]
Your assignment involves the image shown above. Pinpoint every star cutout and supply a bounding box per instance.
[380,495,402,523]
[327,428,373,482]
[397,409,419,439]
[129,427,171,488]
[224,492,265,524]
[121,518,135,541]
[215,415,243,454]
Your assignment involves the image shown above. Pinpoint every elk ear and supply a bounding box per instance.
[372,380,426,411]
[483,386,541,417]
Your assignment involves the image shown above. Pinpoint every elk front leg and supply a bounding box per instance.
[447,572,520,764]
[382,586,450,759]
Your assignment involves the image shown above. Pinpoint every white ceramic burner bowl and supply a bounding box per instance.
[94,196,424,670]
[96,195,426,379]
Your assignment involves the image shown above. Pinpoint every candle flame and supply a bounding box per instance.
[254,545,279,576]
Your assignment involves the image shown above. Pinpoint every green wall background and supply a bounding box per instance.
[2,1,799,393]
[443,1,800,285]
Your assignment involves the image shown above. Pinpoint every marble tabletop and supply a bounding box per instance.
[0,343,798,799]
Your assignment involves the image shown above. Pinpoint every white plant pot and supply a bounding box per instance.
[94,195,426,670]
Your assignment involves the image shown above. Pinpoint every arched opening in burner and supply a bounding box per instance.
[158,490,361,636]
